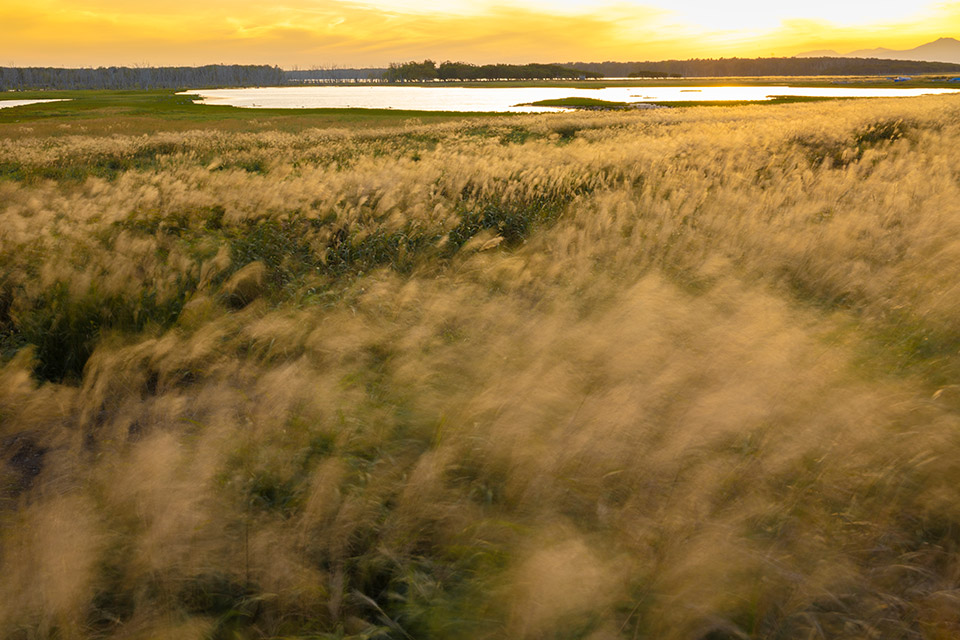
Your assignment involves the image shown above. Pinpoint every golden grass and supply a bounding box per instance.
[2,95,960,638]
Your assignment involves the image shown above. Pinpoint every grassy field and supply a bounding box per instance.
[0,91,507,137]
[3,93,960,639]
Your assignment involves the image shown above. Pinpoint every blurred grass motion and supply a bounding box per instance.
[2,95,960,639]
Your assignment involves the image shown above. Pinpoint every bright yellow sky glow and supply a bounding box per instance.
[1,0,958,67]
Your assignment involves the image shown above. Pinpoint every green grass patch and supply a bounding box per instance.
[649,95,858,108]
[10,280,193,383]
[518,97,633,109]
[0,89,509,136]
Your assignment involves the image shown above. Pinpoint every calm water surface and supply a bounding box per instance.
[0,99,69,109]
[184,86,960,112]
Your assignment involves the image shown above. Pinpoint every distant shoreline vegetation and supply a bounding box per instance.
[285,57,960,83]
[384,60,603,82]
[629,71,684,78]
[0,65,284,91]
[3,56,960,91]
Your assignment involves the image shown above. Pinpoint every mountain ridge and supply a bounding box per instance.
[797,37,960,64]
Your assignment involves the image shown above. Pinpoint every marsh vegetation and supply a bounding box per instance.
[2,95,960,639]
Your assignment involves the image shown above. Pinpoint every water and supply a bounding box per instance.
[183,85,960,112]
[0,99,69,109]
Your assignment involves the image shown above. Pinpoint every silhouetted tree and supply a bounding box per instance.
[388,60,601,81]
[384,60,438,82]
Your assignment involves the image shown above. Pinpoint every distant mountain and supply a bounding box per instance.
[564,56,960,78]
[798,49,841,57]
[797,37,960,64]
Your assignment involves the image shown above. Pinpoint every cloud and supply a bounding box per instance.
[1,0,957,67]
[0,0,676,66]
[741,4,960,57]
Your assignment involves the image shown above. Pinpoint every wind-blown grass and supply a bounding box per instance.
[2,95,960,639]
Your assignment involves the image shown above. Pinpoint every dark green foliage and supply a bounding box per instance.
[114,210,191,236]
[202,205,226,230]
[853,118,910,150]
[223,430,336,518]
[227,218,319,291]
[368,544,511,638]
[227,157,269,174]
[446,195,566,253]
[334,190,575,273]
[224,189,570,287]
[0,161,25,182]
[1,434,47,499]
[552,124,581,141]
[247,472,301,514]
[11,279,192,383]
[324,227,437,275]
[794,139,848,167]
[446,457,506,506]
[497,126,534,145]
[13,283,107,383]
[459,124,537,145]
[859,312,960,387]
[0,285,25,360]
[177,571,258,640]
[87,550,137,634]
[0,142,181,184]
[795,119,914,168]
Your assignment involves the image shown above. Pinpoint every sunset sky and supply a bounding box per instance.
[2,0,958,68]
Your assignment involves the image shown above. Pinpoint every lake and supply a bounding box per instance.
[183,85,960,112]
[0,99,69,109]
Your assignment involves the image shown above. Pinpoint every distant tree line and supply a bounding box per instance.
[566,57,960,77]
[0,65,285,90]
[285,67,387,83]
[385,60,443,82]
[383,60,603,82]
[9,57,957,92]
[628,71,683,78]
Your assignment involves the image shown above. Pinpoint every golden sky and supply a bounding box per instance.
[2,0,958,67]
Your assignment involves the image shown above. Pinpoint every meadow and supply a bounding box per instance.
[2,93,960,639]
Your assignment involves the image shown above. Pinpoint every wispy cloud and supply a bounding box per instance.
[0,0,956,66]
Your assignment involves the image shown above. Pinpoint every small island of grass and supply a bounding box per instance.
[517,96,638,109]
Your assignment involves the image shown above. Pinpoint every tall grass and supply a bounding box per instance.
[2,95,960,638]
